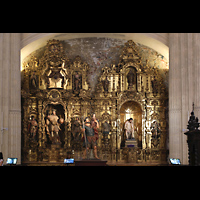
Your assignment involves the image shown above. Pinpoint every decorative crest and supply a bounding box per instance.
[43,39,66,65]
[120,40,141,62]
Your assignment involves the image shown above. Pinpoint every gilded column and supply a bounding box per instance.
[38,99,43,148]
[121,72,125,91]
[112,73,115,93]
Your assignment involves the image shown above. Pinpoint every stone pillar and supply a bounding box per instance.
[193,34,200,117]
[1,33,11,163]
[0,34,3,153]
[0,33,21,164]
[169,33,200,164]
[169,33,182,162]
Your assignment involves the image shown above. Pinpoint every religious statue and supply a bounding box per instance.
[28,116,38,140]
[82,117,99,159]
[30,71,38,90]
[102,120,111,135]
[150,121,161,139]
[72,117,82,141]
[102,76,109,92]
[73,72,82,93]
[47,61,65,88]
[90,113,99,140]
[124,118,134,140]
[47,109,61,144]
[48,69,65,88]
[150,121,161,148]
[127,68,136,89]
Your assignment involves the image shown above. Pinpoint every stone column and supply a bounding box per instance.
[1,33,11,162]
[169,33,200,164]
[0,33,21,164]
[0,34,3,153]
[10,33,21,162]
[193,34,200,117]
[169,33,182,162]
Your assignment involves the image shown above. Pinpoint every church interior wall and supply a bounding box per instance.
[2,33,198,165]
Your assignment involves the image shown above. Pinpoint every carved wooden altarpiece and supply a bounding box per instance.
[21,39,168,165]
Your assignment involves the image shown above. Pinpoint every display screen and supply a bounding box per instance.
[169,158,181,165]
[6,158,17,165]
[64,158,74,164]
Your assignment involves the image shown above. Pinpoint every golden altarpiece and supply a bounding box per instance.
[21,39,168,165]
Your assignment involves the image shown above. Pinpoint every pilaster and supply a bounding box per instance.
[0,33,21,164]
[2,33,11,161]
[169,33,182,160]
[9,33,21,161]
[169,33,200,164]
[0,34,3,152]
[193,34,200,117]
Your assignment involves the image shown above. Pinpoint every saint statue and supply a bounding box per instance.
[127,68,136,89]
[45,60,66,88]
[150,121,161,139]
[102,120,111,135]
[28,115,38,140]
[150,121,161,148]
[30,71,38,90]
[102,76,109,92]
[72,117,82,141]
[73,72,82,92]
[90,113,99,140]
[48,66,65,88]
[82,117,99,159]
[124,118,134,140]
[47,109,61,144]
